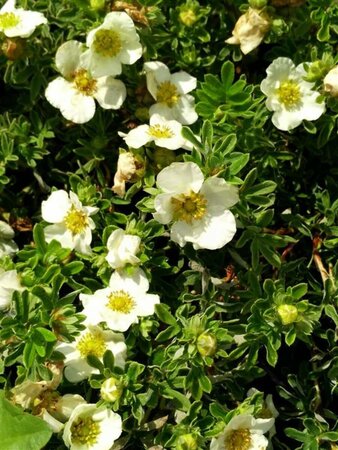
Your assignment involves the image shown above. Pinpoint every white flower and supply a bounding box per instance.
[260,57,325,131]
[0,268,23,309]
[45,40,127,124]
[0,220,18,258]
[153,162,238,250]
[226,7,270,55]
[143,61,198,125]
[112,152,138,196]
[323,66,338,97]
[80,268,160,332]
[63,403,122,450]
[210,413,275,450]
[0,0,47,38]
[106,228,141,269]
[41,190,99,255]
[81,11,142,78]
[119,114,190,150]
[56,325,127,383]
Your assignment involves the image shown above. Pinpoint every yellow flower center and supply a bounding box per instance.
[64,206,88,235]
[148,124,174,139]
[0,12,20,30]
[71,416,100,446]
[156,81,180,107]
[76,330,107,358]
[73,69,97,96]
[277,304,298,325]
[225,428,252,450]
[171,191,207,223]
[93,28,122,57]
[276,80,301,108]
[107,290,135,314]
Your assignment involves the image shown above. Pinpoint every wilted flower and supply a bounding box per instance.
[210,413,275,450]
[323,66,338,97]
[0,268,23,310]
[0,0,47,38]
[0,220,18,257]
[80,268,160,332]
[41,190,99,255]
[153,162,238,250]
[143,61,198,125]
[45,40,126,124]
[56,325,126,383]
[81,11,142,78]
[260,57,325,131]
[63,403,122,450]
[106,228,141,269]
[119,114,190,150]
[112,152,138,197]
[226,7,270,55]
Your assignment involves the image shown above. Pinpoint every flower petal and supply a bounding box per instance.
[41,190,71,223]
[95,77,126,109]
[171,71,197,94]
[200,177,239,213]
[156,162,204,194]
[55,40,82,77]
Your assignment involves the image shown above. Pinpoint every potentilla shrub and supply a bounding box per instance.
[0,1,337,449]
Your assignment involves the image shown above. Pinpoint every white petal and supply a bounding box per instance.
[72,229,93,255]
[109,267,149,294]
[144,61,171,99]
[200,178,239,212]
[82,51,122,78]
[55,40,82,77]
[171,95,198,125]
[171,71,197,94]
[0,239,18,258]
[118,39,143,65]
[271,109,302,131]
[120,124,151,149]
[41,190,71,223]
[45,78,74,110]
[60,91,96,124]
[4,10,46,38]
[299,93,325,121]
[156,162,204,194]
[0,221,15,239]
[43,223,74,249]
[1,0,16,12]
[153,193,174,224]
[104,310,138,332]
[134,293,160,316]
[95,77,126,109]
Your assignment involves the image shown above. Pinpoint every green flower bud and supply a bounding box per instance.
[277,304,298,325]
[179,9,198,27]
[90,0,105,10]
[100,377,123,402]
[248,0,268,9]
[153,147,176,171]
[20,268,35,287]
[176,433,199,450]
[135,107,150,122]
[196,332,217,357]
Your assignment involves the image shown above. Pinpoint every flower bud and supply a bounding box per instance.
[179,9,198,27]
[100,377,123,402]
[153,148,176,172]
[248,0,268,9]
[277,304,298,325]
[1,38,26,60]
[324,66,338,97]
[135,107,150,122]
[196,332,217,357]
[90,0,105,10]
[176,433,199,450]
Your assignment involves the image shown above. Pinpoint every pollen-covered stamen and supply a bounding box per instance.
[0,12,20,29]
[73,69,97,96]
[171,191,207,223]
[76,331,107,358]
[225,428,252,450]
[64,206,88,235]
[71,416,100,445]
[276,80,301,107]
[156,81,180,107]
[93,28,122,57]
[148,124,174,139]
[107,290,135,314]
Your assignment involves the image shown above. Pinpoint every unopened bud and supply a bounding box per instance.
[100,377,123,402]
[153,147,176,171]
[179,9,198,27]
[1,38,25,60]
[248,0,267,9]
[177,433,199,450]
[196,332,217,357]
[277,304,298,325]
[90,0,105,10]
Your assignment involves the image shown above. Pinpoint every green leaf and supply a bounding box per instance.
[181,127,203,150]
[35,327,56,343]
[0,391,52,450]
[201,120,213,153]
[229,153,250,175]
[33,223,47,254]
[155,304,178,326]
[221,60,235,90]
[291,283,308,300]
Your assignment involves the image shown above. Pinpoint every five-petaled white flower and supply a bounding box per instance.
[56,325,127,383]
[45,40,127,124]
[106,228,141,269]
[41,189,99,255]
[81,11,142,78]
[143,61,198,125]
[0,220,18,258]
[80,268,160,332]
[260,57,325,131]
[0,268,23,310]
[119,114,190,150]
[63,403,122,450]
[210,413,275,450]
[153,162,238,250]
[0,0,47,38]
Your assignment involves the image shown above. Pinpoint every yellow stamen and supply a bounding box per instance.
[156,81,180,107]
[64,206,88,235]
[276,80,301,108]
[107,290,135,314]
[73,69,97,96]
[76,330,107,358]
[0,12,20,30]
[71,416,100,445]
[225,428,252,450]
[148,124,174,139]
[93,28,122,57]
[171,191,207,223]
